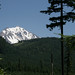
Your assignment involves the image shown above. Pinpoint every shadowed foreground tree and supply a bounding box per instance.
[40,0,75,75]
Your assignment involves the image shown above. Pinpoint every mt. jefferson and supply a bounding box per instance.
[0,26,38,44]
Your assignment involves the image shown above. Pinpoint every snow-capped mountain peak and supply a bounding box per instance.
[0,26,38,44]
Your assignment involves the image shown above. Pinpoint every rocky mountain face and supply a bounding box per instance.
[0,26,38,44]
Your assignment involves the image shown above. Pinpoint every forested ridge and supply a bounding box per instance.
[0,37,75,75]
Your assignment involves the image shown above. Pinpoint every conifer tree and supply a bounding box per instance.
[40,0,75,75]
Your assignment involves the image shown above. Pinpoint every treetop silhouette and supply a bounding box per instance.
[40,0,75,31]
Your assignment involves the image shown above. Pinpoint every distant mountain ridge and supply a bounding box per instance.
[0,26,38,44]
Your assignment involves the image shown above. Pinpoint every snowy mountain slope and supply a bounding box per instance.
[0,26,38,44]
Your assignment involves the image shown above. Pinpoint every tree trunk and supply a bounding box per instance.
[60,0,64,75]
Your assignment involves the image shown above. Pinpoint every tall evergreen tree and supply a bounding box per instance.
[40,0,75,75]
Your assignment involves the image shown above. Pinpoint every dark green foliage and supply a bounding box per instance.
[65,36,75,75]
[0,37,75,75]
[0,37,6,53]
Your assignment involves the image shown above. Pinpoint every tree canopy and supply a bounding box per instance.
[40,0,75,30]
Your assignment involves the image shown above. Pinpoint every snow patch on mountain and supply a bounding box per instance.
[0,26,38,44]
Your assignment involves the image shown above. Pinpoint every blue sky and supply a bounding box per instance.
[0,0,75,37]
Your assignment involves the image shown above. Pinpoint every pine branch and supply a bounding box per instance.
[46,22,66,30]
[40,10,52,15]
[48,7,61,12]
[40,7,61,15]
[49,12,75,22]
[67,0,75,8]
[67,12,75,22]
